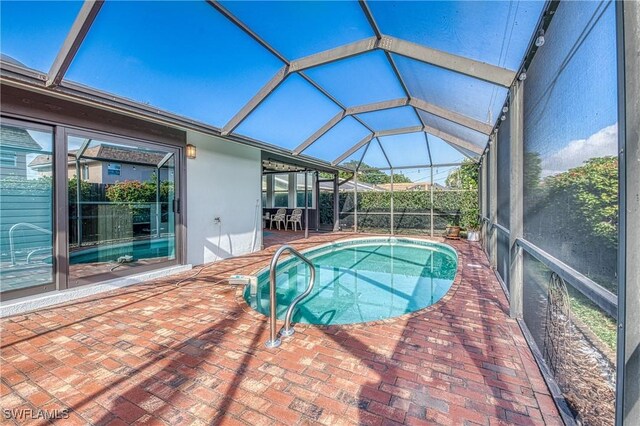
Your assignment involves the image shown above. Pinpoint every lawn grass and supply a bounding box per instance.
[569,288,617,352]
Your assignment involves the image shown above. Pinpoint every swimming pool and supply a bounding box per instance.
[69,237,175,264]
[244,237,458,325]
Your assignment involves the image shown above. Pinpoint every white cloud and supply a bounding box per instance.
[540,124,618,178]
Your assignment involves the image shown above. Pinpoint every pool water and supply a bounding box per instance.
[70,237,175,264]
[244,238,458,325]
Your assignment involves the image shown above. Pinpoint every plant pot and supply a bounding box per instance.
[467,231,480,241]
[445,226,461,240]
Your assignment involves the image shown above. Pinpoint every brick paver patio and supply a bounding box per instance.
[0,232,562,425]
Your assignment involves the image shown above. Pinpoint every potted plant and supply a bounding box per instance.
[445,215,461,240]
[466,218,480,241]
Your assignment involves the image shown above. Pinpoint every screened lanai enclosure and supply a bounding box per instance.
[0,1,638,425]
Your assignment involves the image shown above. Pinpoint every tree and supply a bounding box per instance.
[524,151,543,194]
[68,175,95,201]
[444,160,479,229]
[445,159,479,189]
[357,163,412,184]
[544,156,618,248]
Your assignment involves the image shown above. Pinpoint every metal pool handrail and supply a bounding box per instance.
[265,244,316,349]
[9,223,52,266]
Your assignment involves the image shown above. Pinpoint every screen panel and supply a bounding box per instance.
[303,51,406,107]
[379,133,430,168]
[523,251,616,424]
[418,111,488,148]
[356,106,422,131]
[368,1,544,69]
[497,230,509,290]
[360,139,390,169]
[522,0,618,291]
[235,74,343,150]
[394,54,507,124]
[219,0,373,59]
[428,136,467,166]
[496,114,511,228]
[66,1,284,128]
[303,117,371,162]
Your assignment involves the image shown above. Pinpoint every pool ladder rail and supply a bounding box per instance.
[265,245,316,349]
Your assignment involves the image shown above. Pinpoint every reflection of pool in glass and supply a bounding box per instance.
[244,238,458,325]
[70,237,175,264]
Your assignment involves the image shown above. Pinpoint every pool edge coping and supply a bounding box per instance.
[234,235,465,331]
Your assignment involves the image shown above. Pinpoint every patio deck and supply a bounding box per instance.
[0,232,562,425]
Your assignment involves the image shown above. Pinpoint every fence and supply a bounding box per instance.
[320,166,478,236]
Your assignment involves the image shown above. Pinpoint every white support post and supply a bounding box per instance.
[304,172,309,239]
[354,171,358,233]
[616,1,640,423]
[430,166,434,237]
[390,169,394,235]
[509,81,524,319]
[47,0,104,87]
[333,174,340,232]
[490,134,498,267]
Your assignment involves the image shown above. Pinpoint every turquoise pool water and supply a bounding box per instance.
[244,238,458,325]
[70,237,175,264]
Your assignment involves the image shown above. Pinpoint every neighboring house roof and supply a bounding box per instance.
[319,181,384,192]
[27,154,53,168]
[29,143,167,168]
[1,125,43,151]
[80,144,167,165]
[374,182,433,191]
[0,53,27,68]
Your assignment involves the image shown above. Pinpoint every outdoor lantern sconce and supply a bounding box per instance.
[186,144,197,159]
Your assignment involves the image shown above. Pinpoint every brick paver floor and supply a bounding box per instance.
[0,231,563,425]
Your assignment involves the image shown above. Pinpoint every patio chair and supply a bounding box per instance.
[287,208,303,231]
[269,208,286,230]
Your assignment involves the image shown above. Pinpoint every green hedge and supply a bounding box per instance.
[320,189,478,232]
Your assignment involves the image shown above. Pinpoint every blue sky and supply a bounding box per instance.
[1,0,618,176]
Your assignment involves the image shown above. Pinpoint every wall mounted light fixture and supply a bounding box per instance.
[186,144,197,159]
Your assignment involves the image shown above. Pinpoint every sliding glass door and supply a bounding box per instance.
[66,131,179,286]
[0,119,54,298]
[1,116,184,300]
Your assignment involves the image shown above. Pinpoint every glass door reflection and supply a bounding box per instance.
[67,133,179,286]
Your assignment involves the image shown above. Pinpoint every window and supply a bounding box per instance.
[296,172,314,208]
[261,175,267,208]
[107,163,121,176]
[0,121,54,295]
[0,152,17,167]
[67,134,179,286]
[273,173,289,207]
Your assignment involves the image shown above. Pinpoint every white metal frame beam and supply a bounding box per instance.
[409,97,493,135]
[289,37,378,72]
[375,126,424,138]
[380,36,516,88]
[422,124,484,155]
[216,4,516,138]
[345,98,409,115]
[333,134,374,166]
[358,0,429,136]
[221,65,289,135]
[209,1,377,138]
[332,125,482,166]
[46,0,104,87]
[294,97,490,155]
